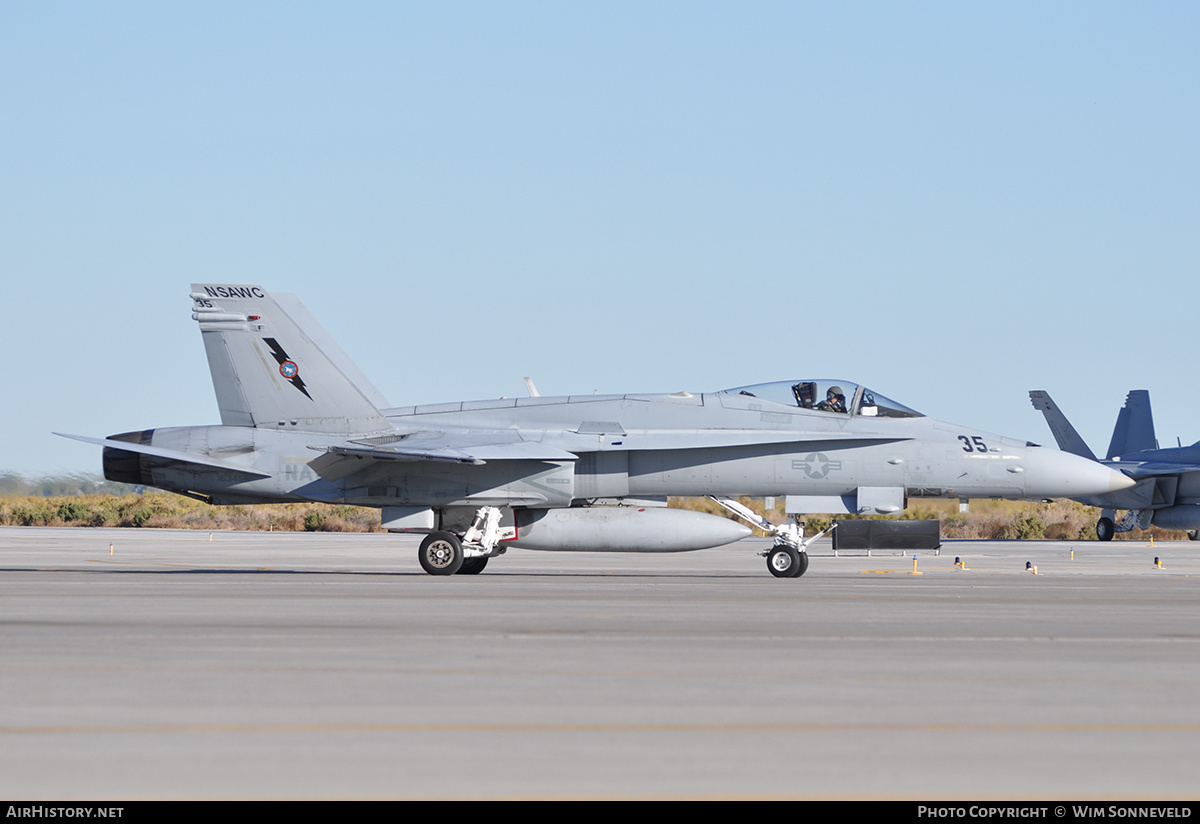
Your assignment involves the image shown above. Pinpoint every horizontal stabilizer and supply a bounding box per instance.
[53,433,271,478]
[1028,391,1097,460]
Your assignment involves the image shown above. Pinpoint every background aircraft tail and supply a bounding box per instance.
[190,284,392,435]
[1028,390,1097,460]
[1105,390,1156,458]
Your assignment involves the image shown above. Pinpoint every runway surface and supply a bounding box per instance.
[2,526,1198,799]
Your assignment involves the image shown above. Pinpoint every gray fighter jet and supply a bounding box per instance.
[57,285,1133,578]
[1030,389,1200,540]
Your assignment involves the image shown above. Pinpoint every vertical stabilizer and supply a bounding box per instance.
[190,284,392,435]
[1106,390,1156,458]
[1028,390,1097,460]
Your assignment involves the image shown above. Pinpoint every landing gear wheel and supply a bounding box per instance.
[1096,517,1115,542]
[767,545,800,578]
[1189,530,1199,542]
[458,556,489,575]
[419,531,463,575]
[791,551,809,578]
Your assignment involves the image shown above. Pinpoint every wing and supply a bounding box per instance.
[306,430,579,480]
[1109,461,1200,477]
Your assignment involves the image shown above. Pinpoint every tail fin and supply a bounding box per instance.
[1105,390,1156,458]
[1028,390,1097,460]
[191,284,392,435]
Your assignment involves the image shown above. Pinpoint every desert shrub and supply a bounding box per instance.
[271,510,306,531]
[804,515,832,534]
[1012,511,1046,539]
[143,515,185,529]
[1044,520,1075,540]
[7,503,44,526]
[56,500,93,523]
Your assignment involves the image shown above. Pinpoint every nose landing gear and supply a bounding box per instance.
[708,497,834,579]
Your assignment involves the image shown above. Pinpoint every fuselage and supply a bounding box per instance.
[106,386,1132,511]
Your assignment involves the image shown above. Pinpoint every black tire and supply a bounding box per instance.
[1096,517,1115,542]
[1188,530,1199,542]
[419,531,463,575]
[458,556,489,575]
[767,545,800,578]
[790,551,809,578]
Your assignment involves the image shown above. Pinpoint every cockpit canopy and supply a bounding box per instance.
[720,380,923,418]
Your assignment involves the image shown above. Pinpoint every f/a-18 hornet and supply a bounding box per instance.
[58,285,1133,578]
[1030,389,1200,540]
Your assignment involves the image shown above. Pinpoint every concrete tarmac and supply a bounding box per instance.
[2,526,1198,799]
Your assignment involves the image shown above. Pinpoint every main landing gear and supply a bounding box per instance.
[417,507,509,576]
[1096,509,1152,542]
[418,532,465,575]
[459,556,490,574]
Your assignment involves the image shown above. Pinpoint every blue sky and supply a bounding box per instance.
[3,2,1198,475]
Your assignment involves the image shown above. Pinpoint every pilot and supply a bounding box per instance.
[817,386,847,413]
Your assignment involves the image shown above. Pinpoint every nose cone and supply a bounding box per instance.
[1023,448,1136,499]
